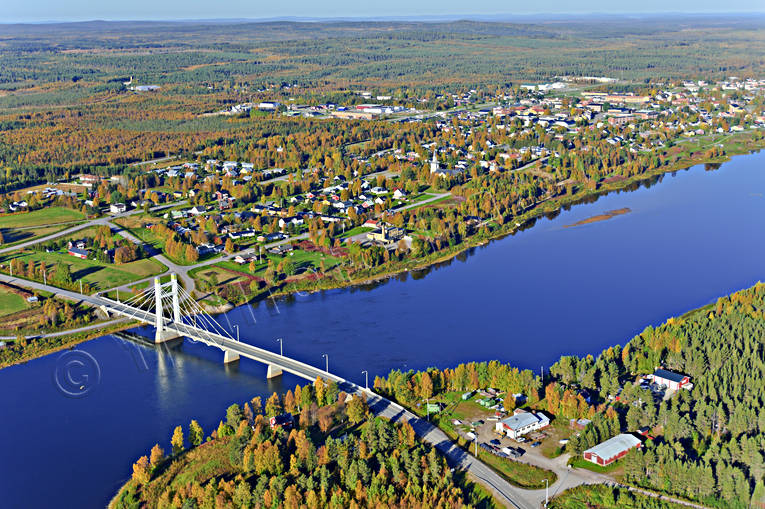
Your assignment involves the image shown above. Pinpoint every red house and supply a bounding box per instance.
[67,248,88,259]
[583,434,642,466]
[269,413,293,430]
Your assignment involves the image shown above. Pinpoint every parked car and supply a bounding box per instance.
[516,437,527,443]
[531,441,542,448]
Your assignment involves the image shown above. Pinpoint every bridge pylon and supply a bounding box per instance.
[154,276,182,343]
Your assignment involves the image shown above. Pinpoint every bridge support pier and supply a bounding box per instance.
[266,364,283,378]
[224,350,240,364]
[155,329,181,343]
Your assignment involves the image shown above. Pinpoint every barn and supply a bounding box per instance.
[652,369,691,391]
[583,434,642,466]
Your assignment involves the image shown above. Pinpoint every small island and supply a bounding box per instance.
[564,208,632,228]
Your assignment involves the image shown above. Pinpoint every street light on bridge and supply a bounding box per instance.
[361,370,368,390]
[322,353,328,373]
[232,324,239,342]
[276,337,283,356]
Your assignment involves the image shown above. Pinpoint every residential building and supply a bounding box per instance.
[110,203,127,214]
[269,413,293,430]
[67,248,89,259]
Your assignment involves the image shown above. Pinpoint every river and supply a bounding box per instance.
[1,152,764,508]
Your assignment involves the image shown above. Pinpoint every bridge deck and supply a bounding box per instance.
[99,297,539,509]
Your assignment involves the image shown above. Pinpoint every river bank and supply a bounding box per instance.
[1,132,763,370]
[3,145,764,509]
[238,133,765,306]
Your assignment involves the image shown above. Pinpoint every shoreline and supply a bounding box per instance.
[250,140,764,304]
[2,138,763,368]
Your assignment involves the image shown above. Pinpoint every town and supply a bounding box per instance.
[1,17,765,507]
[1,77,763,319]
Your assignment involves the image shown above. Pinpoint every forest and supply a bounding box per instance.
[111,379,497,509]
[374,282,765,508]
[1,15,765,179]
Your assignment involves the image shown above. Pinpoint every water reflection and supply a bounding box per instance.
[1,153,764,509]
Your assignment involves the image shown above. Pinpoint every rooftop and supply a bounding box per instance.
[500,412,541,431]
[654,368,687,383]
[584,433,642,460]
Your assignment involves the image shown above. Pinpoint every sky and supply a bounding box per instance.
[3,0,765,23]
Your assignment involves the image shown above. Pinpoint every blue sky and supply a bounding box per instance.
[4,0,764,23]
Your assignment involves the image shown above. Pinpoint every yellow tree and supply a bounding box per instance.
[149,444,164,469]
[189,420,204,447]
[171,425,185,455]
[131,456,151,484]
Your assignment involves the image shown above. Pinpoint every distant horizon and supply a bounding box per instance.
[3,0,765,25]
[3,11,765,25]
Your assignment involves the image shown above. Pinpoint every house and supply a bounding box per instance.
[570,418,592,431]
[392,189,407,200]
[68,247,89,259]
[494,410,550,439]
[195,243,222,256]
[269,413,293,430]
[110,203,127,214]
[190,206,207,216]
[278,217,304,229]
[269,244,293,256]
[583,434,642,466]
[257,232,286,242]
[652,369,691,391]
[216,191,233,210]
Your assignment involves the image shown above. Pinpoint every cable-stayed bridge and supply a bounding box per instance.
[100,274,340,381]
[0,271,548,509]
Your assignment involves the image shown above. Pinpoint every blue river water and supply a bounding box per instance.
[0,152,763,508]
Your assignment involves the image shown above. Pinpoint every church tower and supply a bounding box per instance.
[430,151,439,173]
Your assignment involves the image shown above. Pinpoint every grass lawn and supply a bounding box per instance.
[0,207,85,228]
[569,456,625,474]
[407,192,436,204]
[212,250,341,279]
[0,223,78,247]
[0,288,29,317]
[540,420,573,458]
[192,265,248,287]
[338,226,373,239]
[414,390,556,490]
[113,217,165,251]
[476,448,557,489]
[2,251,167,291]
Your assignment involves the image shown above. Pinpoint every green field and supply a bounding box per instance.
[0,288,29,317]
[0,207,85,229]
[2,251,167,291]
[0,223,76,247]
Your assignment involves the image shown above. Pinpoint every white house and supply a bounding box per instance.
[495,410,550,439]
[110,203,127,214]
